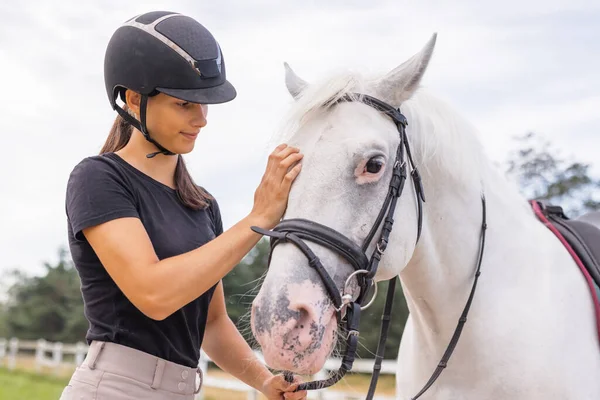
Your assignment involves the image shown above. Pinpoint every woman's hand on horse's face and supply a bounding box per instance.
[251,144,303,229]
[260,373,307,400]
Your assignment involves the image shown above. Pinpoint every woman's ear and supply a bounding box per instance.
[125,89,142,116]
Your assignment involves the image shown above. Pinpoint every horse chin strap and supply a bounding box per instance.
[115,94,177,158]
[251,93,488,399]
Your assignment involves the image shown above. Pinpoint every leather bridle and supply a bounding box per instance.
[251,93,487,399]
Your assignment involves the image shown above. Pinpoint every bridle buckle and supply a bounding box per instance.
[337,270,380,315]
[346,330,359,340]
[335,293,354,316]
[376,242,386,255]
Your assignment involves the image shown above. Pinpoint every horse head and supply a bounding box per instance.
[250,34,437,375]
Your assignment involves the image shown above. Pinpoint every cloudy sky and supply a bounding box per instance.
[1,0,598,283]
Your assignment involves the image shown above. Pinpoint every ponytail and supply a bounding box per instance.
[100,109,212,210]
[100,108,133,154]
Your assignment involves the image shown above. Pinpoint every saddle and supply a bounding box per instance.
[530,200,600,342]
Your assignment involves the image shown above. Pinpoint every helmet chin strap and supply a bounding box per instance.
[139,95,176,158]
[115,94,177,158]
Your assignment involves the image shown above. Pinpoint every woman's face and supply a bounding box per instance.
[129,91,208,154]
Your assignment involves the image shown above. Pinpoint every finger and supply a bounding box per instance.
[282,163,302,187]
[278,374,304,392]
[267,145,298,176]
[279,152,304,170]
[271,374,292,391]
[272,144,288,154]
[281,382,297,392]
[282,377,302,392]
[275,145,300,160]
[268,145,289,164]
[266,144,287,172]
[271,152,302,187]
[284,390,307,400]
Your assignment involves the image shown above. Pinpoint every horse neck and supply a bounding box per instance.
[397,95,537,353]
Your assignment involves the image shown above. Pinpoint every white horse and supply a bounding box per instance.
[250,34,600,399]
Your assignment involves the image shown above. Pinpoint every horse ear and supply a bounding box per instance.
[284,62,308,99]
[375,33,437,107]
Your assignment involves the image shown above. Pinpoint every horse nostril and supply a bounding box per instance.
[289,302,317,328]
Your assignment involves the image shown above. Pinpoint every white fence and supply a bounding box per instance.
[0,337,396,399]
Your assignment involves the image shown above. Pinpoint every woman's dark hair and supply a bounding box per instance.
[100,110,212,210]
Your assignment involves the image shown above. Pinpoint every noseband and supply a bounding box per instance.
[251,93,487,399]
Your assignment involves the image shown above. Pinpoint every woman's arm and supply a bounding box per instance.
[202,282,307,400]
[82,144,302,320]
[202,281,272,390]
[83,213,263,320]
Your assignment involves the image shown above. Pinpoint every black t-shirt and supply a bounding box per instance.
[65,152,221,368]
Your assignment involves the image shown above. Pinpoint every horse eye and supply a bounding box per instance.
[364,157,385,174]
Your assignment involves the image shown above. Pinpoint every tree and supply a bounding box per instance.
[355,280,408,360]
[0,304,8,338]
[222,238,270,346]
[506,132,600,217]
[2,248,87,342]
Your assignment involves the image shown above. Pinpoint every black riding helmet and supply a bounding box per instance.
[104,11,237,157]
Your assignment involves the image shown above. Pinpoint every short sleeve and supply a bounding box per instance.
[208,195,223,237]
[66,156,139,241]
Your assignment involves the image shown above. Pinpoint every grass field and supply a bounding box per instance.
[0,368,239,400]
[0,368,68,400]
[0,357,396,399]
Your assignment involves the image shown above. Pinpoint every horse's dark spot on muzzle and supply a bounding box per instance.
[253,285,302,335]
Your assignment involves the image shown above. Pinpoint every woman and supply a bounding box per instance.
[61,10,306,400]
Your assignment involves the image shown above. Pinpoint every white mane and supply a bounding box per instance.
[401,90,488,188]
[273,70,372,143]
[403,89,532,212]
